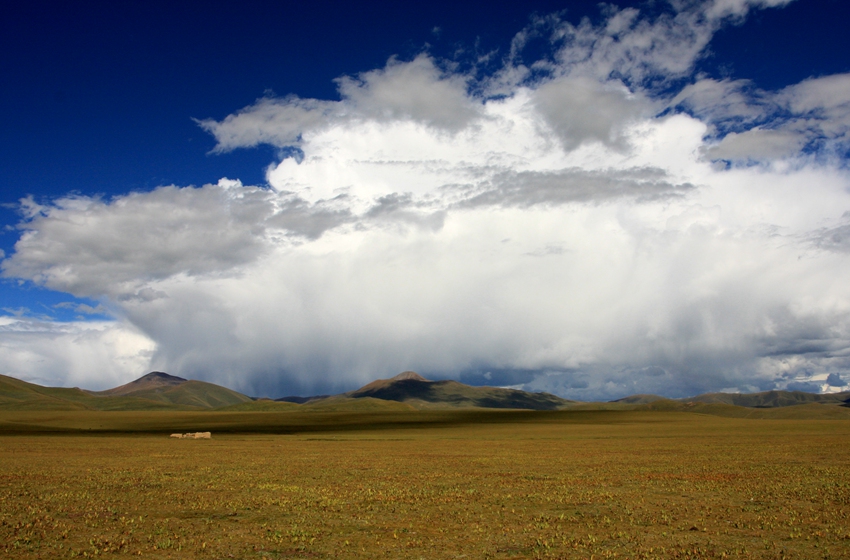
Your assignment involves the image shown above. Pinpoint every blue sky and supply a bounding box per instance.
[1,0,850,399]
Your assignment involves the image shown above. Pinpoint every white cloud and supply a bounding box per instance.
[0,317,154,390]
[529,0,793,91]
[54,302,108,315]
[533,77,650,150]
[674,73,850,163]
[671,78,767,124]
[779,74,850,154]
[197,54,480,153]
[781,73,850,114]
[698,0,795,20]
[197,96,337,153]
[1,178,330,298]
[335,54,480,131]
[2,0,849,399]
[701,128,806,161]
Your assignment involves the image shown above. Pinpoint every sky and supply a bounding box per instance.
[1,0,850,400]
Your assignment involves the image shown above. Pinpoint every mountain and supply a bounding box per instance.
[342,371,574,410]
[108,379,251,409]
[98,371,187,396]
[0,372,251,411]
[346,371,428,396]
[93,371,252,409]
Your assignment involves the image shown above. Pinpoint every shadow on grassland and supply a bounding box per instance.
[2,400,849,436]
[0,407,703,436]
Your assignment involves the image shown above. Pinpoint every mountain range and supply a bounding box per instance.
[0,370,848,412]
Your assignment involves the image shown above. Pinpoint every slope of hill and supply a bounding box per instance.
[0,372,251,411]
[0,374,92,410]
[345,372,574,410]
[118,380,252,408]
[94,372,252,409]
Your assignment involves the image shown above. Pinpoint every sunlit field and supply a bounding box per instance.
[2,411,849,559]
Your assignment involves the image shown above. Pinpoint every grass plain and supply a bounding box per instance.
[1,409,849,559]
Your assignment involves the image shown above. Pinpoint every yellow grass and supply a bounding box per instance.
[1,411,849,558]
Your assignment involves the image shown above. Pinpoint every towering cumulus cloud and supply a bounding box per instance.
[4,0,850,398]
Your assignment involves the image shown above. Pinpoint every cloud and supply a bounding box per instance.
[784,380,821,393]
[779,74,850,154]
[810,214,850,253]
[520,0,793,91]
[0,316,154,390]
[54,302,108,315]
[335,54,480,131]
[780,72,850,115]
[533,77,650,150]
[196,97,338,153]
[671,78,768,128]
[701,129,806,161]
[460,167,692,208]
[827,373,845,387]
[674,73,850,163]
[2,179,275,297]
[198,54,480,153]
[2,0,849,399]
[697,0,795,20]
[0,178,358,298]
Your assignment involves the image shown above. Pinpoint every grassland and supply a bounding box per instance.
[1,410,849,559]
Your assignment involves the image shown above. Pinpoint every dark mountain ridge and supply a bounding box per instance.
[343,371,572,410]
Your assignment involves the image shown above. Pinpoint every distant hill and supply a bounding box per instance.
[276,394,331,404]
[611,394,667,405]
[610,390,850,408]
[683,390,850,408]
[0,372,251,411]
[342,371,574,410]
[2,370,849,414]
[301,396,418,412]
[93,372,252,409]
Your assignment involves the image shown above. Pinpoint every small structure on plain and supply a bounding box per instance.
[170,432,211,439]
